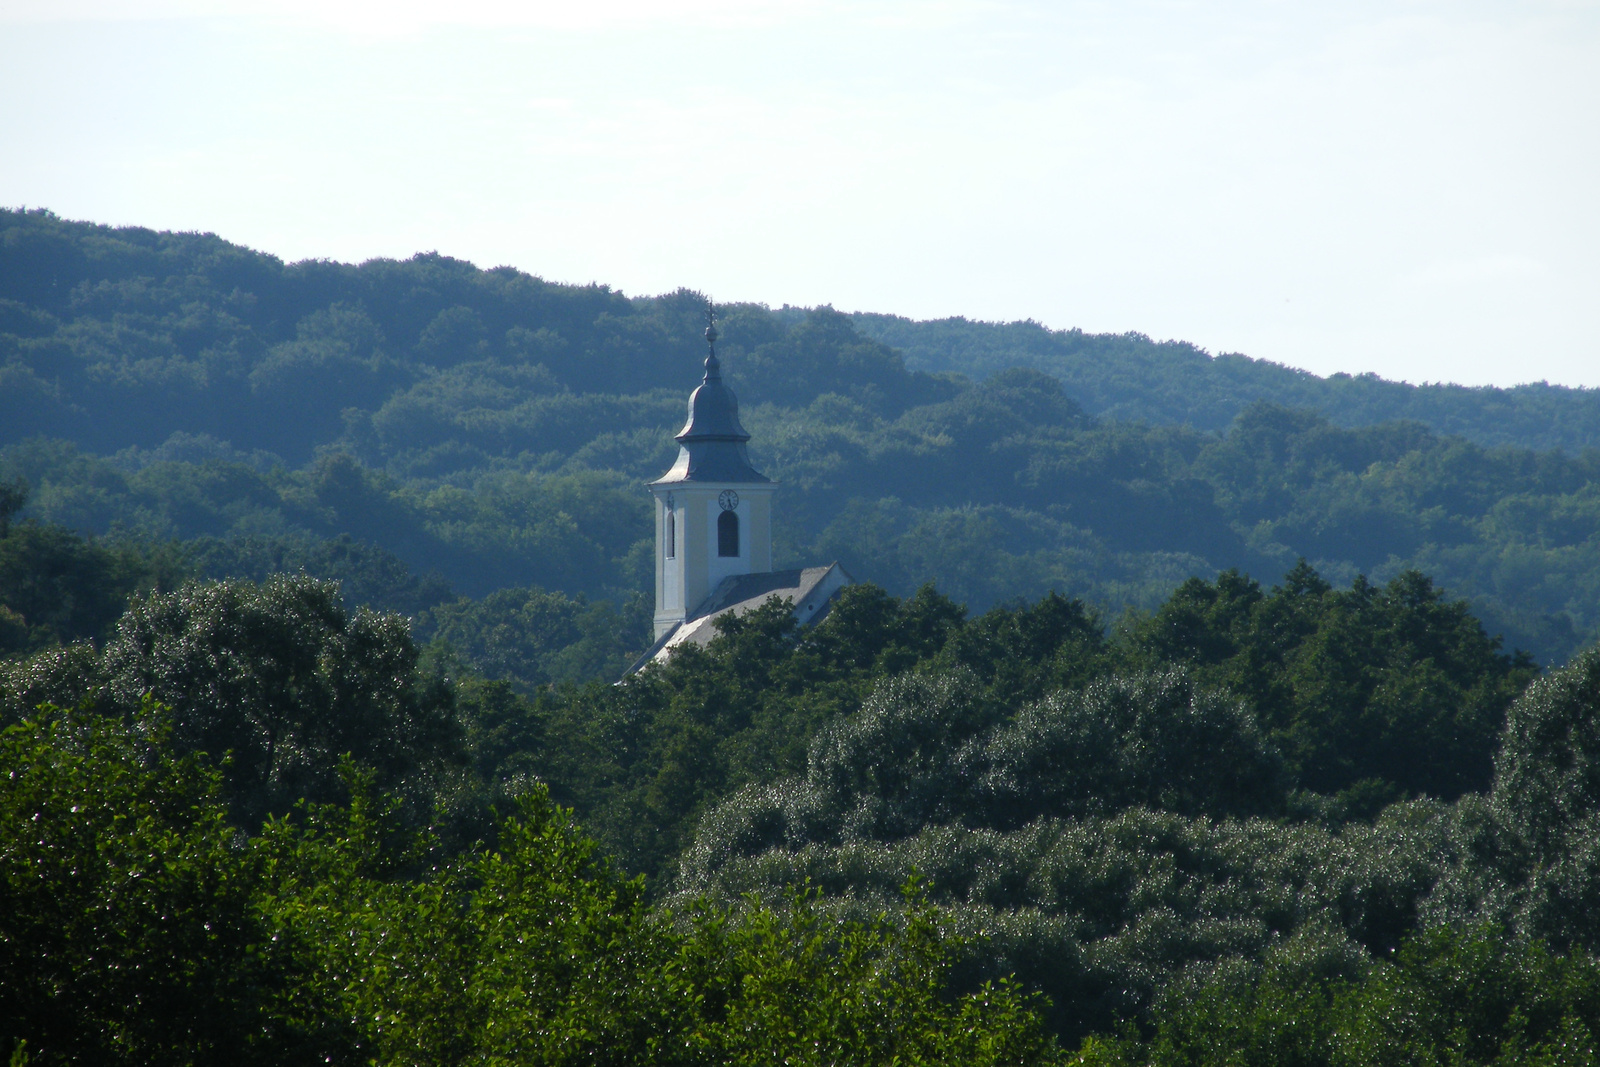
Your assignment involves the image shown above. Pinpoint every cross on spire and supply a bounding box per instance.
[703,299,721,378]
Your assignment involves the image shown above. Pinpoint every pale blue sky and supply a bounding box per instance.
[2,0,1596,386]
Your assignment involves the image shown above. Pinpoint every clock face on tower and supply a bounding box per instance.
[718,490,739,512]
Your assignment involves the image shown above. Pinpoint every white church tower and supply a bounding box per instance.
[648,304,777,640]
[625,302,851,676]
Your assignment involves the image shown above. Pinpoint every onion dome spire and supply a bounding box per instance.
[676,300,749,444]
[650,298,770,485]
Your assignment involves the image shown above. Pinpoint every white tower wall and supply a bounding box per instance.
[651,482,774,640]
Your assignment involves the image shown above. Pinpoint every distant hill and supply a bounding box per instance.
[851,313,1600,453]
[2,206,1598,665]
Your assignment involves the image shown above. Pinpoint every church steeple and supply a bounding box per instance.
[655,302,769,484]
[647,300,777,639]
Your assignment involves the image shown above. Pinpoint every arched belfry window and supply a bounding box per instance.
[665,506,676,559]
[717,509,740,557]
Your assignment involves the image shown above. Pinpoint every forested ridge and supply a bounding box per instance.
[7,206,1600,1064]
[852,312,1600,452]
[4,207,1600,665]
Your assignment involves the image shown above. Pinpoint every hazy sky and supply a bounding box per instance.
[2,0,1597,386]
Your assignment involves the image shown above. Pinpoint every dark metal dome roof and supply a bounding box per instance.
[676,353,749,443]
[651,306,771,486]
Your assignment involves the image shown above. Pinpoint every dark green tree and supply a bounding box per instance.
[1122,563,1537,801]
[1,576,462,824]
[0,704,308,1065]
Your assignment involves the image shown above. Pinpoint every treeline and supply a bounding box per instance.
[0,479,639,689]
[854,312,1600,452]
[5,564,1600,1061]
[3,208,1600,664]
[8,499,1600,1058]
[0,483,1536,868]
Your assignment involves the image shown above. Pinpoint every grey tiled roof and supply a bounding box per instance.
[624,563,853,676]
[693,566,841,619]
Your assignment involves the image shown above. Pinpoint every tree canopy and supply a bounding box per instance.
[3,207,1600,664]
[6,207,1600,1063]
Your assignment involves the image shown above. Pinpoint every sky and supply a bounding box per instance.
[1,0,1597,387]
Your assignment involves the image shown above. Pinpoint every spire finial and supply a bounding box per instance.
[703,299,721,378]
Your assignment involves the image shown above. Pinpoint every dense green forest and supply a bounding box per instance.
[7,206,1600,1063]
[3,207,1600,665]
[852,312,1600,453]
[6,551,1600,1061]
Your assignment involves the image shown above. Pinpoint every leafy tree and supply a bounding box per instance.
[681,665,1283,863]
[0,704,306,1065]
[1491,645,1600,862]
[1,699,1067,1065]
[1,576,461,824]
[1427,646,1600,951]
[186,531,455,616]
[679,884,1062,1067]
[265,784,1069,1067]
[1121,564,1537,799]
[0,477,25,535]
[1076,924,1600,1067]
[679,800,1455,1044]
[934,590,1110,704]
[429,573,1535,890]
[0,478,178,655]
[420,583,644,688]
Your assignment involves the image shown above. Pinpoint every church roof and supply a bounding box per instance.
[651,304,770,486]
[624,563,853,675]
[676,354,749,443]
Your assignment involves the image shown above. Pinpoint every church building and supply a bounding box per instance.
[626,305,851,673]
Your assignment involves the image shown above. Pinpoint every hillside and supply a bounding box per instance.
[852,312,1600,452]
[2,207,1599,666]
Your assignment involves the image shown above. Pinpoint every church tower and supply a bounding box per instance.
[649,304,775,640]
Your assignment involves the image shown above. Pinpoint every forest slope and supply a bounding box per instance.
[3,207,1599,665]
[851,312,1600,452]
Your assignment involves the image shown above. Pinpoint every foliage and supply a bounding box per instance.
[0,703,1065,1066]
[186,532,455,616]
[0,553,1551,1042]
[680,666,1284,859]
[493,568,1523,890]
[4,209,1600,662]
[0,480,182,656]
[1120,563,1537,798]
[1074,924,1600,1066]
[419,582,644,689]
[854,310,1600,453]
[1423,646,1600,954]
[0,576,461,824]
[0,703,301,1065]
[679,803,1459,1042]
[509,585,1103,881]
[1490,645,1600,865]
[676,884,1061,1067]
[669,656,1453,1040]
